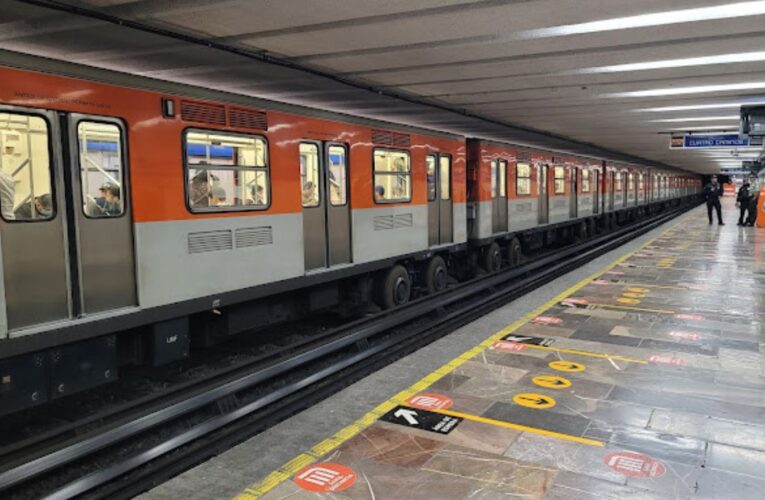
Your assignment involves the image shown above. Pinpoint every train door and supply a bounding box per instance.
[537,164,548,224]
[592,170,600,214]
[67,115,136,314]
[0,106,70,332]
[607,171,615,210]
[300,142,351,271]
[569,166,578,218]
[426,154,453,246]
[491,159,507,233]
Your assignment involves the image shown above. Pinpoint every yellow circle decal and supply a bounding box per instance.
[622,292,646,298]
[617,298,641,304]
[627,287,649,293]
[513,392,556,409]
[532,375,572,389]
[549,360,586,372]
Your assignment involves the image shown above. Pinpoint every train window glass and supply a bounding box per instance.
[490,160,498,198]
[554,166,565,194]
[0,113,54,221]
[615,172,622,191]
[498,160,507,197]
[373,149,411,203]
[581,169,590,193]
[300,143,320,207]
[328,145,347,206]
[185,129,269,211]
[78,121,125,218]
[627,173,634,191]
[439,155,451,200]
[516,162,531,195]
[426,155,437,201]
[638,174,645,191]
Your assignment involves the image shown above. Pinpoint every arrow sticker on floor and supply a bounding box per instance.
[512,393,557,409]
[532,375,572,389]
[380,405,462,434]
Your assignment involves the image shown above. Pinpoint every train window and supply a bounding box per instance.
[300,143,320,207]
[490,160,498,198]
[498,160,507,197]
[426,155,437,201]
[627,173,634,191]
[581,169,590,193]
[0,113,54,222]
[373,149,411,203]
[554,166,565,194]
[638,174,645,191]
[78,121,125,218]
[440,155,451,200]
[516,162,531,196]
[615,172,622,191]
[185,129,269,211]
[328,145,347,206]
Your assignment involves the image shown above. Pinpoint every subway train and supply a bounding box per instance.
[0,50,701,415]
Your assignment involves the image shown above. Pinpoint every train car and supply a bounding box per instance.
[0,51,469,414]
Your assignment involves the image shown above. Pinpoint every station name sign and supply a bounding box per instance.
[670,134,749,149]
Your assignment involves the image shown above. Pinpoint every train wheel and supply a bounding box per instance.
[508,238,522,268]
[425,256,448,294]
[377,265,411,309]
[483,242,502,273]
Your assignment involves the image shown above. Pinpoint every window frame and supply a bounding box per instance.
[426,154,437,202]
[77,118,129,220]
[372,147,412,205]
[515,161,532,196]
[553,166,566,194]
[439,154,452,201]
[326,143,349,207]
[299,141,321,208]
[182,127,271,214]
[581,168,590,193]
[0,110,58,224]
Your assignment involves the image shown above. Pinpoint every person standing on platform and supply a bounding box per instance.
[703,175,724,225]
[737,181,752,226]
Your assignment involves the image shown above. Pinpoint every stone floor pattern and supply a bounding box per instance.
[249,212,765,499]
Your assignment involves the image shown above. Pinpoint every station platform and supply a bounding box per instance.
[143,200,765,500]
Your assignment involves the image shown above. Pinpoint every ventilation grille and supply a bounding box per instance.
[229,108,268,130]
[553,199,567,209]
[371,129,411,148]
[235,226,273,248]
[373,213,414,231]
[514,202,533,213]
[181,100,226,125]
[188,230,233,254]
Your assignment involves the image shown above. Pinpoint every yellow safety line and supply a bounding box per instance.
[516,343,648,364]
[234,214,688,499]
[432,408,605,447]
[585,302,675,314]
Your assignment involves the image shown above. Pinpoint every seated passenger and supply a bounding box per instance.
[190,170,218,208]
[302,181,317,206]
[374,185,385,202]
[209,185,227,207]
[87,182,121,216]
[249,185,266,205]
[35,193,53,218]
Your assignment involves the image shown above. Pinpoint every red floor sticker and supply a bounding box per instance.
[562,297,588,305]
[532,316,562,325]
[674,313,704,321]
[492,340,527,352]
[407,393,453,410]
[591,279,611,285]
[606,270,625,275]
[668,330,701,341]
[295,463,356,492]
[605,451,666,478]
[649,354,687,366]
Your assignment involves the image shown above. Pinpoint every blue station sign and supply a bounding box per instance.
[670,134,750,149]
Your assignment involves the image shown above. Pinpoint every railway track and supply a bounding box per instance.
[0,203,698,500]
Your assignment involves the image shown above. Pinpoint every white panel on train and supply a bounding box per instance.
[452,202,467,244]
[351,205,427,263]
[508,198,537,232]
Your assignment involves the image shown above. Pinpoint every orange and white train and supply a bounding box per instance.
[0,50,700,414]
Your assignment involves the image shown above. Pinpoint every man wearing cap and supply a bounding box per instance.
[88,182,121,216]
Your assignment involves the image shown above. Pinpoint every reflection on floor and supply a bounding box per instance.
[256,207,765,499]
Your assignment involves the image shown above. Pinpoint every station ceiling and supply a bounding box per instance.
[4,0,765,173]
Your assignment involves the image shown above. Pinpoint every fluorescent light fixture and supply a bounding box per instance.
[651,115,740,122]
[578,51,765,74]
[609,82,765,97]
[518,1,765,39]
[667,125,740,131]
[635,101,765,112]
